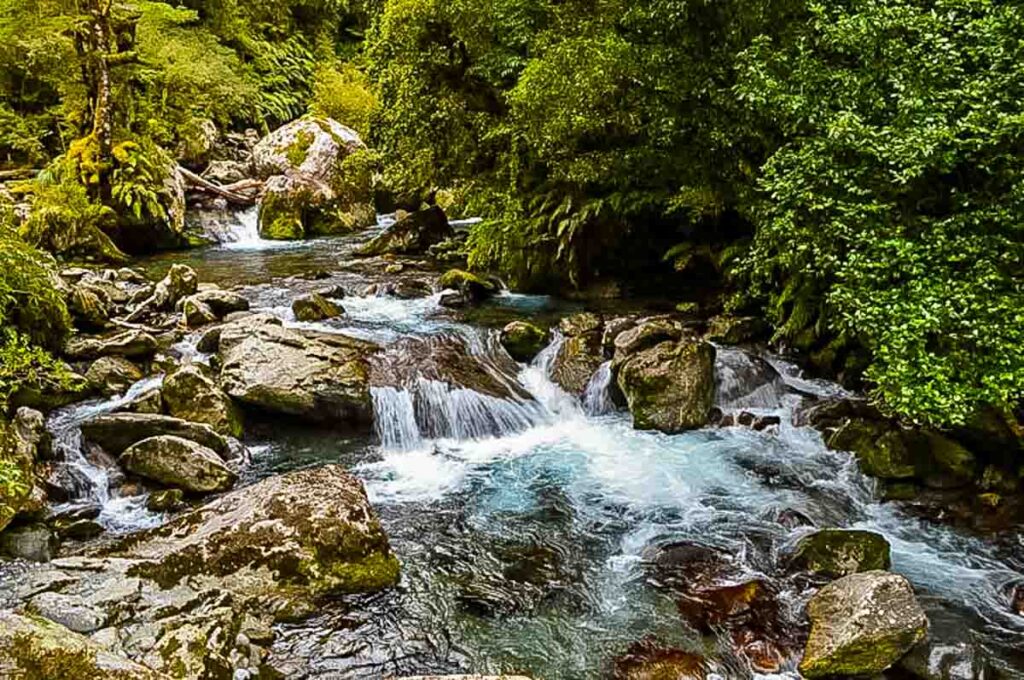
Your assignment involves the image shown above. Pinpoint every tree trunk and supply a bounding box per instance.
[89,0,114,201]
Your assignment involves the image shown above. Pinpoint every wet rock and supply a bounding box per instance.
[86,356,144,396]
[641,541,733,592]
[551,313,605,394]
[357,206,452,256]
[438,289,466,308]
[616,339,716,433]
[675,579,778,632]
[0,610,166,678]
[146,488,185,512]
[258,174,331,240]
[390,279,433,299]
[121,436,237,494]
[613,638,706,679]
[612,319,682,359]
[500,321,548,362]
[799,570,928,678]
[0,523,59,562]
[315,284,346,299]
[28,591,107,633]
[65,329,160,361]
[292,292,343,321]
[789,529,891,578]
[81,413,230,458]
[112,464,399,602]
[601,315,638,354]
[124,387,164,415]
[436,268,499,303]
[196,325,223,354]
[705,315,771,345]
[183,297,217,328]
[162,365,243,437]
[218,318,375,426]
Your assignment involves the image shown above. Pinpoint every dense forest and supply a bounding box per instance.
[0,1,1023,677]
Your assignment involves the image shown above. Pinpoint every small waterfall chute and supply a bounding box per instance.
[582,361,616,416]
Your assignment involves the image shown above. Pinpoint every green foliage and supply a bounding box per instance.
[311,62,377,136]
[736,0,1024,425]
[110,141,170,222]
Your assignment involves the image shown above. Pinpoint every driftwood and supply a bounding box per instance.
[177,165,256,205]
[0,168,41,181]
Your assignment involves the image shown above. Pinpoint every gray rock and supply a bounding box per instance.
[162,365,243,437]
[218,317,375,425]
[28,591,108,633]
[292,292,343,322]
[120,436,237,494]
[81,413,230,458]
[616,339,716,433]
[183,297,218,328]
[65,329,159,360]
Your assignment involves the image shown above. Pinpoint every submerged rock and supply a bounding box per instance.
[800,570,928,678]
[146,488,185,512]
[113,464,399,600]
[613,638,706,680]
[616,339,716,433]
[218,318,375,425]
[500,321,548,362]
[292,292,343,321]
[357,206,452,256]
[162,365,242,437]
[789,529,892,578]
[81,413,230,458]
[120,436,237,494]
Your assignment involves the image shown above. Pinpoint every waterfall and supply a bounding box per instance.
[582,361,616,416]
[371,378,549,451]
[48,376,164,505]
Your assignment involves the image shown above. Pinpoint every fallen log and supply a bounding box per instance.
[177,165,255,205]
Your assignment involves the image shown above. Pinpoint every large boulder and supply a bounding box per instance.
[0,408,49,532]
[80,413,230,458]
[789,529,891,578]
[550,313,605,394]
[357,206,453,256]
[0,611,167,679]
[616,339,716,433]
[254,117,375,239]
[114,464,399,598]
[799,571,928,678]
[0,522,58,561]
[120,436,237,494]
[218,316,376,425]
[161,365,243,437]
[500,321,548,362]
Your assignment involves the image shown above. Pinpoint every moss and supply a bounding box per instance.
[316,551,401,594]
[791,529,891,578]
[828,420,917,479]
[800,626,925,678]
[283,129,315,168]
[500,321,548,362]
[257,192,305,240]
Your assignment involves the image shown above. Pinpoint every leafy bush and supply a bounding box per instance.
[310,62,377,136]
[736,0,1024,425]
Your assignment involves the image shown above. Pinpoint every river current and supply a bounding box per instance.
[41,210,1024,678]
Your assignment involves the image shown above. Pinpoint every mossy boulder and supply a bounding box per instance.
[292,292,343,322]
[790,529,891,578]
[0,410,47,533]
[0,610,168,679]
[550,313,605,394]
[616,339,716,433]
[437,268,499,303]
[182,297,217,328]
[85,356,144,396]
[253,117,375,240]
[161,365,243,437]
[120,436,237,494]
[705,314,771,345]
[357,206,453,256]
[799,571,928,678]
[113,464,400,600]
[500,321,548,362]
[68,285,110,331]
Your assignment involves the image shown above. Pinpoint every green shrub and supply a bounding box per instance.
[310,62,377,137]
